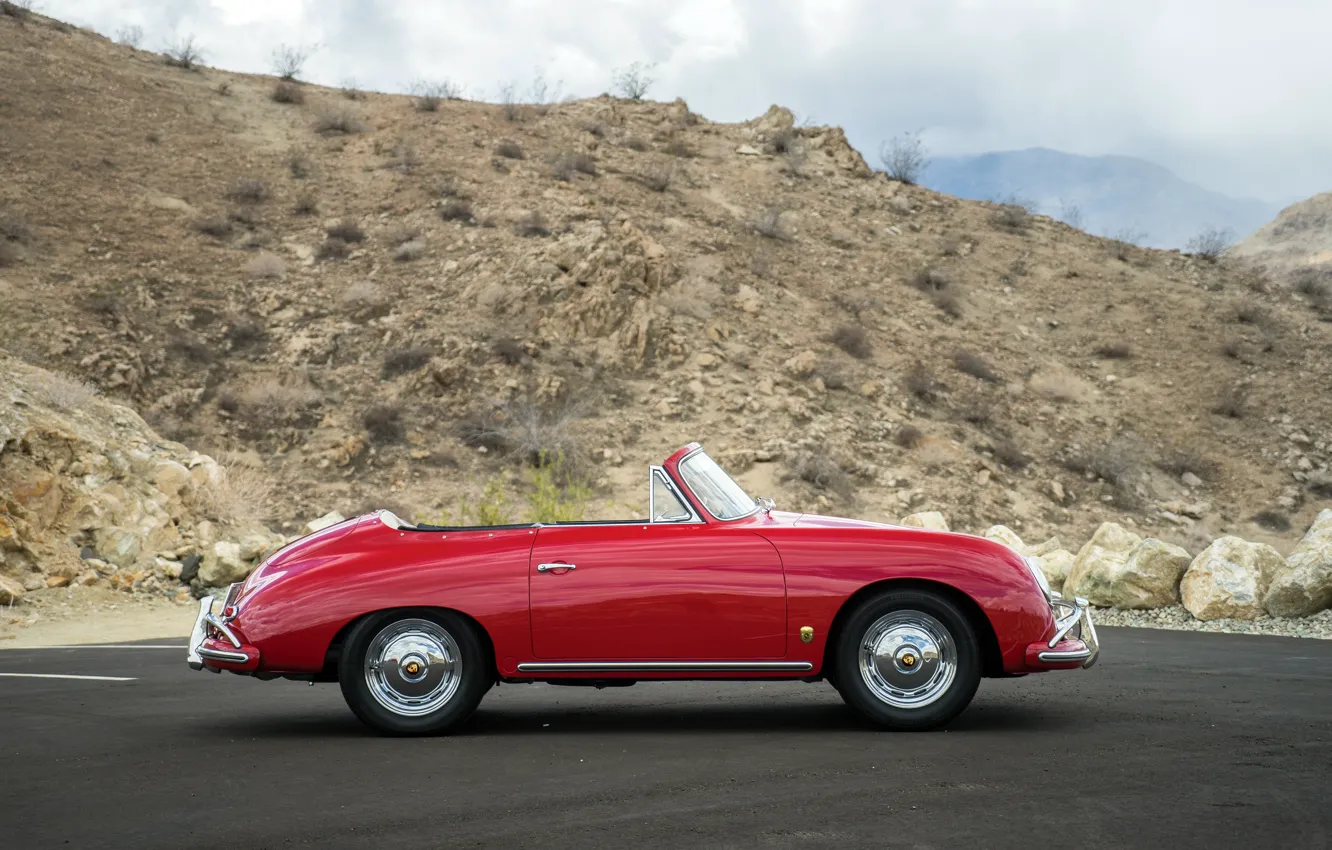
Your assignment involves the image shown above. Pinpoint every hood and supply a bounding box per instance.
[791,513,897,531]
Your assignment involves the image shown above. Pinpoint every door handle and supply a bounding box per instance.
[536,563,576,573]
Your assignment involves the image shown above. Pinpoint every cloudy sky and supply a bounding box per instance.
[42,0,1331,204]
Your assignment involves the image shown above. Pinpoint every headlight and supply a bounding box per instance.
[1023,556,1052,602]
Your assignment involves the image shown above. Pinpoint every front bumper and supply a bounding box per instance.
[1025,594,1099,670]
[186,591,261,673]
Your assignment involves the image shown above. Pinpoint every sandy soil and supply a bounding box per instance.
[0,587,199,648]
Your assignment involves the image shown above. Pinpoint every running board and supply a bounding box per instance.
[516,661,813,673]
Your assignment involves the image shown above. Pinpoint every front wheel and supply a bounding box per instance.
[338,610,490,735]
[832,589,981,730]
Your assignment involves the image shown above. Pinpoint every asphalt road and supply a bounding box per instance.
[1,627,1330,850]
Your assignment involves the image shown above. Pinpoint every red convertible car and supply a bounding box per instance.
[188,443,1098,734]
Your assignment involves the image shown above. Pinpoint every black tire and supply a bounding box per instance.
[338,609,491,736]
[832,589,981,731]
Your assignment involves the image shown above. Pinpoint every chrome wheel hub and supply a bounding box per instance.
[859,610,957,709]
[364,619,462,717]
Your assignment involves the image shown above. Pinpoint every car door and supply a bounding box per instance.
[528,522,788,660]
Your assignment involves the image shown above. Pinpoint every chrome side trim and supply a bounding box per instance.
[197,646,250,664]
[186,596,213,671]
[205,613,243,649]
[516,661,814,673]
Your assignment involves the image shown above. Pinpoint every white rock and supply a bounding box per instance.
[1034,549,1075,593]
[983,525,1025,552]
[304,511,346,535]
[0,575,24,605]
[899,512,949,532]
[1066,522,1142,599]
[1264,509,1332,617]
[198,540,251,587]
[1181,536,1285,621]
[735,144,762,156]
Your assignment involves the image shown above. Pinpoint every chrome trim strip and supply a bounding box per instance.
[516,661,814,673]
[186,596,213,671]
[649,466,702,524]
[1037,647,1092,663]
[205,613,243,649]
[197,646,250,664]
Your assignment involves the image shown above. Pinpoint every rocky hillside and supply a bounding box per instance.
[1232,191,1332,295]
[0,352,285,606]
[2,11,1332,564]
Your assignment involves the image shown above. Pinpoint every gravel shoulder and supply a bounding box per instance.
[1092,604,1332,639]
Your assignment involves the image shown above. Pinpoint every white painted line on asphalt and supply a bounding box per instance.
[21,645,186,650]
[0,673,137,681]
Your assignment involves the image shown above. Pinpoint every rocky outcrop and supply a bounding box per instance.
[0,354,285,600]
[1065,523,1190,609]
[1181,537,1285,620]
[1264,510,1332,617]
[899,512,949,532]
[1034,549,1076,593]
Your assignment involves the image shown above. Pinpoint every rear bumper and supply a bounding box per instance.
[1024,595,1099,670]
[186,593,261,674]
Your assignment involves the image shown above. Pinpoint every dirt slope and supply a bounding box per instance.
[2,11,1331,553]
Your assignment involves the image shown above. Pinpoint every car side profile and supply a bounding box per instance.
[187,443,1098,734]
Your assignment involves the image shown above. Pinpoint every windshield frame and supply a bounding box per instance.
[674,448,759,522]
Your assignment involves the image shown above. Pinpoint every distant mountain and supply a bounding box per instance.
[920,147,1278,250]
[1231,191,1332,279]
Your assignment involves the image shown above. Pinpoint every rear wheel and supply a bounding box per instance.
[832,589,981,730]
[338,610,490,735]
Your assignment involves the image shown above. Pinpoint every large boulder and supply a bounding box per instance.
[1264,509,1332,617]
[982,525,1025,551]
[899,512,949,532]
[1066,522,1141,596]
[1067,524,1190,608]
[1181,537,1285,620]
[1033,549,1076,594]
[198,540,250,587]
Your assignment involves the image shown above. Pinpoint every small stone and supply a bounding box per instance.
[304,511,346,535]
[47,576,71,588]
[898,512,949,532]
[1182,472,1203,488]
[735,144,762,156]
[1049,481,1066,503]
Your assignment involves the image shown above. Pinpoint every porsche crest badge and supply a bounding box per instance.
[799,626,814,643]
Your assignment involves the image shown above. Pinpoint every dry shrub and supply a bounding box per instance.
[1063,441,1139,491]
[228,179,269,204]
[224,319,264,350]
[394,240,426,262]
[287,152,314,179]
[992,204,1030,232]
[440,199,474,223]
[271,81,305,105]
[940,234,964,257]
[192,216,233,240]
[787,452,854,499]
[894,425,924,449]
[1251,510,1291,533]
[491,338,526,365]
[581,121,606,138]
[1186,226,1234,261]
[326,221,366,243]
[548,151,597,181]
[411,79,462,111]
[1029,370,1086,403]
[914,437,961,472]
[753,206,792,241]
[911,266,964,317]
[1095,342,1133,359]
[43,372,100,411]
[341,281,386,311]
[663,137,698,158]
[992,436,1029,469]
[0,241,17,267]
[514,211,551,238]
[1156,446,1219,482]
[1292,268,1332,311]
[1212,386,1247,419]
[1307,470,1332,498]
[959,396,995,426]
[904,362,938,401]
[1234,303,1271,328]
[245,253,286,280]
[314,108,366,135]
[457,397,586,469]
[828,325,872,360]
[168,337,213,364]
[495,139,525,159]
[382,223,421,246]
[814,361,848,390]
[293,193,318,216]
[952,350,1001,382]
[1220,340,1244,360]
[363,405,405,443]
[232,376,319,428]
[660,279,721,321]
[382,347,431,378]
[930,288,964,318]
[1,209,32,244]
[189,455,275,525]
[163,35,204,70]
[317,237,351,261]
[635,162,675,192]
[2,0,33,22]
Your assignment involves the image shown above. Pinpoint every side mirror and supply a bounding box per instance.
[755,496,775,515]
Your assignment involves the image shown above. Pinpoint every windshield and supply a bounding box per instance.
[677,451,757,521]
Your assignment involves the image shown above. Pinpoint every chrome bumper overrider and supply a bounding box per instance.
[186,593,250,671]
[1038,595,1100,668]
